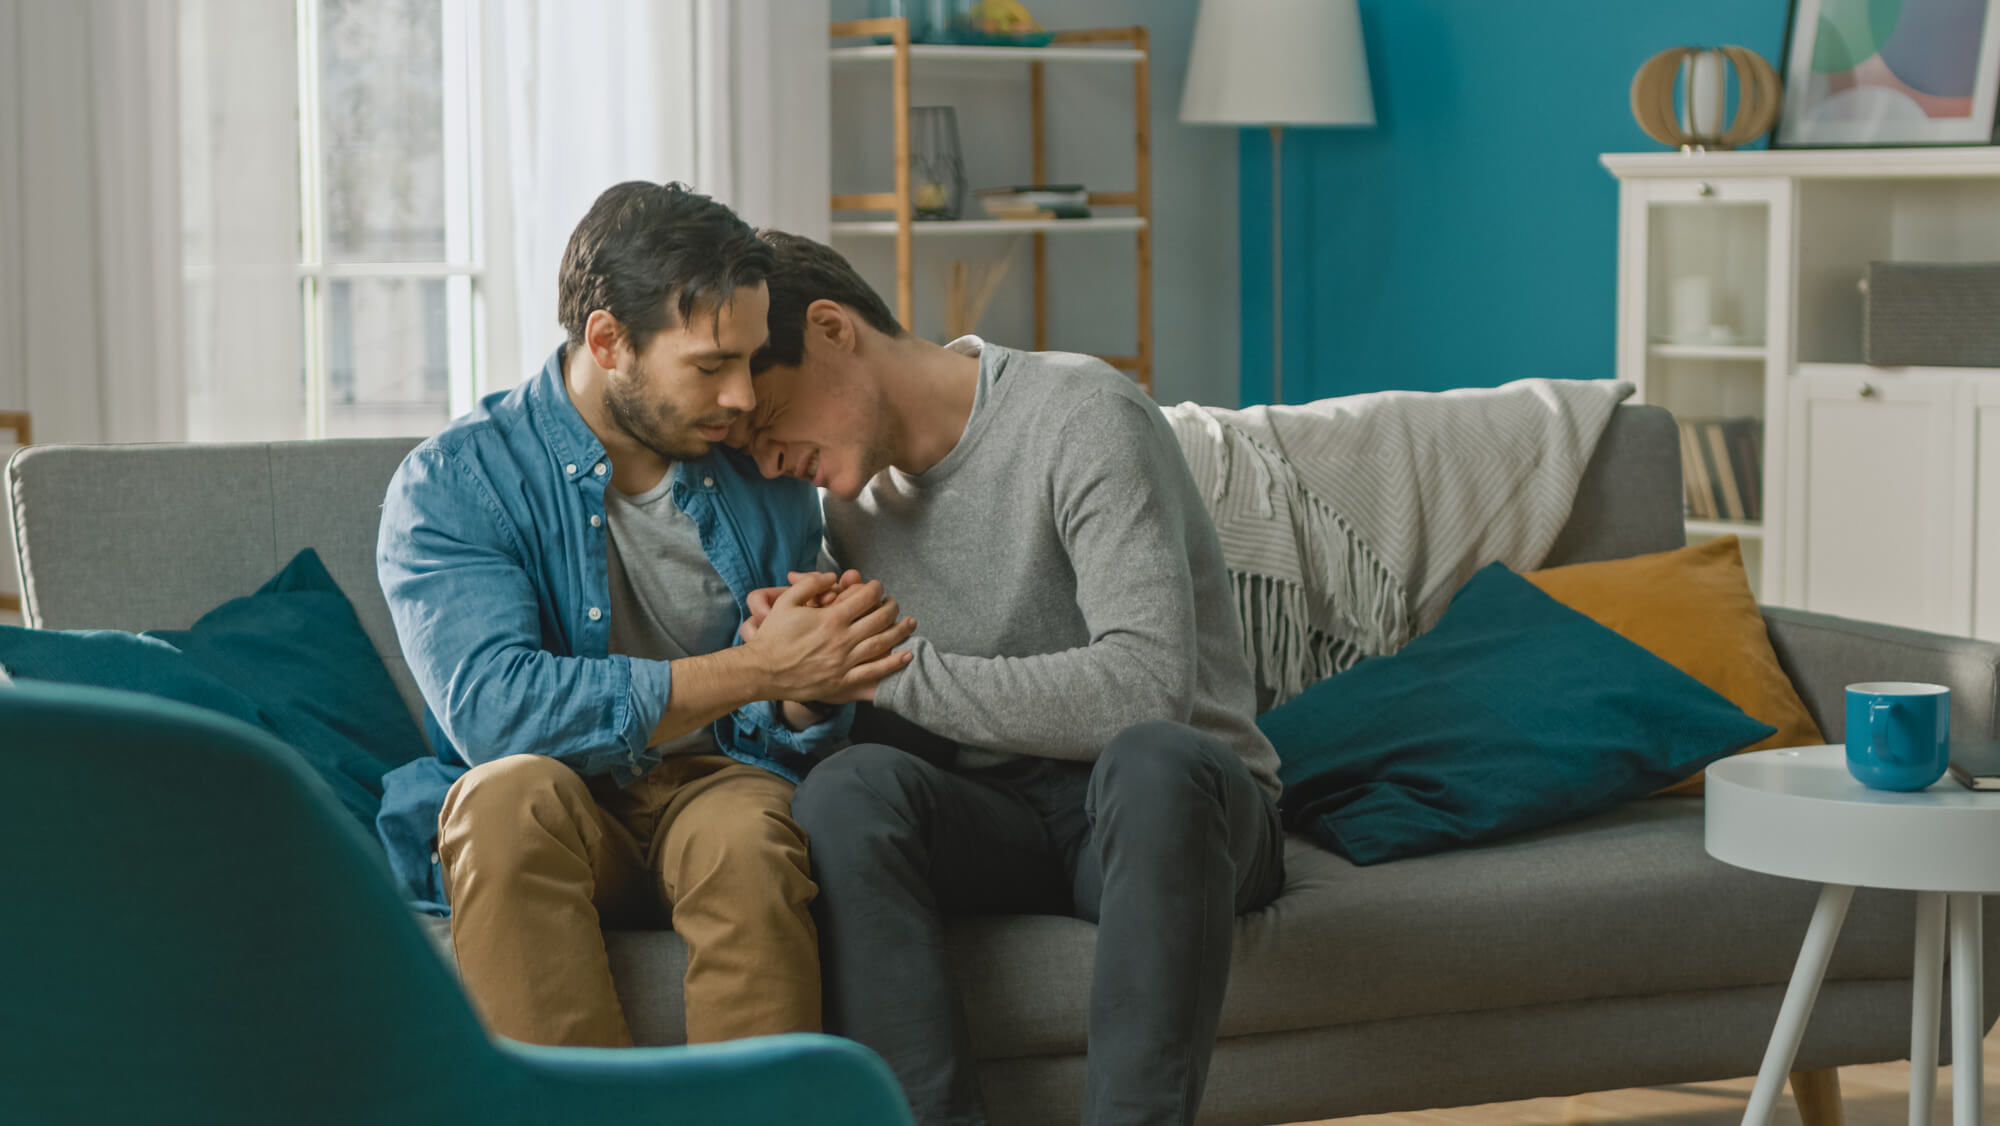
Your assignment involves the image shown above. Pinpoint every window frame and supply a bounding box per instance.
[293,0,486,439]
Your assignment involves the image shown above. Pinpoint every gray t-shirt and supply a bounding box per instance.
[605,465,738,757]
[824,338,1280,798]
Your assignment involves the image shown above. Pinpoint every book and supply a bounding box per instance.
[1949,740,2000,791]
[1678,421,1713,519]
[976,184,1091,220]
[1704,421,1745,520]
[1728,419,1763,521]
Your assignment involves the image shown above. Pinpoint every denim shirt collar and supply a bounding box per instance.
[526,346,611,485]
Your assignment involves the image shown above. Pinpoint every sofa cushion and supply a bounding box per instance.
[1261,563,1775,864]
[1527,535,1825,794]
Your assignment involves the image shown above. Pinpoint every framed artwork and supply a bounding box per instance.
[1776,0,2000,146]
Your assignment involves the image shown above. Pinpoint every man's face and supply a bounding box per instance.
[603,284,769,462]
[732,351,891,501]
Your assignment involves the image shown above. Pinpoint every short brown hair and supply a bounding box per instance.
[557,182,774,354]
[752,230,904,373]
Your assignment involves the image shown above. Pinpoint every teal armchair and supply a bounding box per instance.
[0,680,912,1126]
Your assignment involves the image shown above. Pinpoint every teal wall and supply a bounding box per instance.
[1238,1,1792,405]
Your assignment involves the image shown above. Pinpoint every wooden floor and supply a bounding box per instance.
[1287,1031,1998,1126]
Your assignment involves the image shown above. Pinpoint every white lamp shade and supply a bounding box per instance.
[1180,0,1375,128]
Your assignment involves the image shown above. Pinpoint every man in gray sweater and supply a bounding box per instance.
[733,231,1285,1126]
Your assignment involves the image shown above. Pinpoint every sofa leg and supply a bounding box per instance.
[1790,1067,1843,1126]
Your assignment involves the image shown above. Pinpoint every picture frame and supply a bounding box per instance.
[1776,0,2000,147]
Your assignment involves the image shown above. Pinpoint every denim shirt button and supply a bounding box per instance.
[703,476,715,488]
[589,514,601,528]
[594,463,606,476]
[564,463,577,475]
[587,606,602,621]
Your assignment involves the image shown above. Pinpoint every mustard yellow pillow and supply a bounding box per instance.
[1526,536,1823,794]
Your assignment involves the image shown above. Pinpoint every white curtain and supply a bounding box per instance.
[482,0,830,390]
[0,0,185,446]
[180,0,306,442]
[0,0,832,451]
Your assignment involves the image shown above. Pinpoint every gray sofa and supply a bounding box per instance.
[10,403,2000,1126]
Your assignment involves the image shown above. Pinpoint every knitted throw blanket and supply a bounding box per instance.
[1164,378,1632,706]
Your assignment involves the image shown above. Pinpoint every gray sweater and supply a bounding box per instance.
[824,339,1281,798]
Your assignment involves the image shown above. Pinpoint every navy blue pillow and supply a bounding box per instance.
[1261,562,1775,866]
[0,550,426,835]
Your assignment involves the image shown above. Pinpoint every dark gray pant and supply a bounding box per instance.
[791,720,1287,1126]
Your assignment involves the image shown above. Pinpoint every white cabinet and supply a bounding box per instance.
[1973,381,2000,642]
[1604,147,2000,636]
[1787,367,1966,635]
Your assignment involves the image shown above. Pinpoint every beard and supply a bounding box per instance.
[602,355,734,463]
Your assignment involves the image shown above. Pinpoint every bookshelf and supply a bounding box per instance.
[1604,147,2000,639]
[826,19,1153,392]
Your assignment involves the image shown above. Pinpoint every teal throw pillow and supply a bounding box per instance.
[0,549,426,835]
[1261,562,1776,866]
[0,629,268,731]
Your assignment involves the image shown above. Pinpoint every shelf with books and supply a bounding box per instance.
[1676,416,1765,525]
[830,216,1147,237]
[830,43,1146,66]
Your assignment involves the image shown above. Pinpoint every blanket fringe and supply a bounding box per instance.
[1232,571,1369,707]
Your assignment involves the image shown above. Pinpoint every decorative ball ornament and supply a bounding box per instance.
[1631,46,1781,151]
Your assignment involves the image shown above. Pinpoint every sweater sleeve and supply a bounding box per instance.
[872,391,1199,759]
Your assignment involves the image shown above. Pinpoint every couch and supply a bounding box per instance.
[10,404,2000,1126]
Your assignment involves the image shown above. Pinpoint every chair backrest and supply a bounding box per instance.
[6,438,424,718]
[0,679,504,1122]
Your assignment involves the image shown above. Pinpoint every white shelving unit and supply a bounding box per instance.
[1604,147,2000,638]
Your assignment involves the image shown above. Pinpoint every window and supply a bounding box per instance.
[298,0,481,438]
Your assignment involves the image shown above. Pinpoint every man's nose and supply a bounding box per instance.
[717,366,756,413]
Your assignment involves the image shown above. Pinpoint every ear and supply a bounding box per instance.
[584,309,627,372]
[805,299,854,354]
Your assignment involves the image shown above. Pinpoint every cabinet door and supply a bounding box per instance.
[1974,382,2000,642]
[1786,368,1968,634]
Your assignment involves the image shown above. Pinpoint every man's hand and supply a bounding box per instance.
[741,572,915,704]
[740,570,861,643]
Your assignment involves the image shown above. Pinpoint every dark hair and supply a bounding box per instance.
[752,229,905,373]
[557,181,774,354]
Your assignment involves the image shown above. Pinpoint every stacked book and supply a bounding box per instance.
[1677,416,1763,522]
[976,184,1091,220]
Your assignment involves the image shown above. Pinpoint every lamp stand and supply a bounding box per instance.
[1270,124,1284,405]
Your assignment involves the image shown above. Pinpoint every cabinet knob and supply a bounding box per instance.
[1698,182,1716,198]
[1859,382,1879,399]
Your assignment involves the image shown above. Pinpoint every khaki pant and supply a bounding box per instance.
[436,752,820,1047]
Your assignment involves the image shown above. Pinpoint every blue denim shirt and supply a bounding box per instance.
[374,348,850,913]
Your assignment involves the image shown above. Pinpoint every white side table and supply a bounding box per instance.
[1707,746,2000,1126]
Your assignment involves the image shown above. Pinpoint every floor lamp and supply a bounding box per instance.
[1180,0,1375,405]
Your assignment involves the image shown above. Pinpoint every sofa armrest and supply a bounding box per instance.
[1762,605,2000,745]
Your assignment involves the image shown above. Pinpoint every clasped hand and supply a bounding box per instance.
[739,570,914,707]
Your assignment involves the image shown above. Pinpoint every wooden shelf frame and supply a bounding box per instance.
[0,410,30,616]
[826,19,1153,391]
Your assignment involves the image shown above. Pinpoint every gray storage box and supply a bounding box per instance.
[1863,261,2000,368]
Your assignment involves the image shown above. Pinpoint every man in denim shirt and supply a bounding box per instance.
[376,183,914,1048]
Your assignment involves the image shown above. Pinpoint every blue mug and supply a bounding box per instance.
[1845,682,1951,791]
